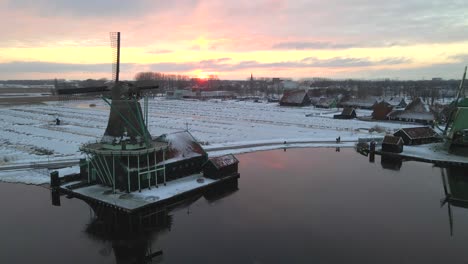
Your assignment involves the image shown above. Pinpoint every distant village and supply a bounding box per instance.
[0,72,464,127]
[4,72,452,126]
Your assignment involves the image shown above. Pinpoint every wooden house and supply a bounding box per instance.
[387,98,435,124]
[372,101,393,120]
[393,127,441,145]
[203,154,239,179]
[333,107,357,119]
[279,89,311,106]
[381,135,404,153]
[308,96,321,106]
[315,97,337,108]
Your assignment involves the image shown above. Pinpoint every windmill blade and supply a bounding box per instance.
[55,85,110,95]
[137,85,160,91]
[455,66,467,101]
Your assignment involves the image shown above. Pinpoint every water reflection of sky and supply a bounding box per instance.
[2,148,468,263]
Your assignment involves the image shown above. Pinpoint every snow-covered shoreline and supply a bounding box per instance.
[0,97,416,184]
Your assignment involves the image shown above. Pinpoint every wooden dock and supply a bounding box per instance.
[374,149,468,167]
[59,173,240,213]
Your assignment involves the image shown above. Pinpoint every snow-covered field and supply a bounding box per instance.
[0,97,417,184]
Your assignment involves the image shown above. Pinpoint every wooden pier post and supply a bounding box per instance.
[51,189,61,206]
[50,171,60,188]
[369,141,376,163]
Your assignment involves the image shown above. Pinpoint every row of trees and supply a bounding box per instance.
[134,72,223,91]
[134,72,192,90]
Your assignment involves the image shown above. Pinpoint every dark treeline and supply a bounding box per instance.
[134,72,220,91]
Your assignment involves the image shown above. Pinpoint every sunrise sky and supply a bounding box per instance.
[0,0,467,80]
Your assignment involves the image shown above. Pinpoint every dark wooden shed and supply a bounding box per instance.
[372,101,393,120]
[381,135,404,153]
[393,127,441,145]
[333,107,357,119]
[203,154,239,179]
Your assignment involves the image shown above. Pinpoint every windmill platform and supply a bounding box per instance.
[59,172,239,213]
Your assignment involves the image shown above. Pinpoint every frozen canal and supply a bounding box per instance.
[1,148,467,264]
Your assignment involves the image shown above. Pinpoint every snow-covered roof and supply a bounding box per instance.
[382,135,403,145]
[341,97,378,108]
[208,154,239,169]
[341,107,356,116]
[280,89,308,104]
[382,97,406,107]
[405,98,430,112]
[373,100,393,109]
[386,98,434,121]
[156,131,206,162]
[396,127,439,140]
[387,110,435,121]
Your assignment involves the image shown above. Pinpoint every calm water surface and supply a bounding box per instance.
[1,148,468,263]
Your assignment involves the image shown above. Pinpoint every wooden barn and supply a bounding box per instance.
[203,154,239,179]
[315,97,337,108]
[372,101,393,120]
[279,89,311,106]
[393,127,441,145]
[387,98,435,124]
[381,135,404,153]
[333,107,357,119]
